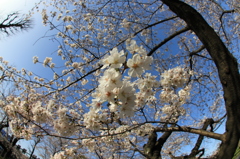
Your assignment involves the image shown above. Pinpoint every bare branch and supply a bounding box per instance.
[148,26,190,56]
[0,12,32,36]
[154,126,223,141]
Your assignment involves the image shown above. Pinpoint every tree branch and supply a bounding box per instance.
[154,126,223,141]
[0,12,32,36]
[147,26,190,56]
[188,118,214,158]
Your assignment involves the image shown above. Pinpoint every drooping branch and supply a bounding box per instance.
[136,16,177,37]
[161,0,240,158]
[110,16,178,53]
[0,12,32,36]
[219,10,236,43]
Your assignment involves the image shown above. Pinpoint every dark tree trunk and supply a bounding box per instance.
[153,131,172,159]
[144,131,157,158]
[0,123,8,131]
[11,137,20,147]
[161,0,240,158]
[143,131,173,159]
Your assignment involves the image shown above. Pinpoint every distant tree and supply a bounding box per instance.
[36,136,66,159]
[0,12,32,37]
[36,136,87,159]
[28,137,41,159]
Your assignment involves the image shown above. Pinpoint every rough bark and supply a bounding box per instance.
[153,131,172,159]
[144,131,157,157]
[161,0,240,158]
[143,131,172,159]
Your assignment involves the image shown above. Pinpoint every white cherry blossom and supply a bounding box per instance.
[127,54,153,77]
[101,47,126,69]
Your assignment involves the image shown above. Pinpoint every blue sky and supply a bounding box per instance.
[0,0,59,78]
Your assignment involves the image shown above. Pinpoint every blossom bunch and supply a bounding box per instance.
[53,107,78,136]
[32,101,51,123]
[126,40,153,77]
[101,47,126,69]
[83,108,103,130]
[135,73,159,107]
[158,67,192,121]
[81,138,97,152]
[84,40,155,128]
[160,66,191,87]
[84,39,192,130]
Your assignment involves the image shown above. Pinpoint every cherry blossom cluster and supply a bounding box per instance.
[160,66,191,87]
[158,67,192,122]
[126,40,153,77]
[84,40,155,129]
[2,91,80,138]
[135,73,159,108]
[83,40,192,130]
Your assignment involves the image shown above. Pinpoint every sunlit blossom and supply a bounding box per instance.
[101,48,126,69]
[127,54,153,77]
